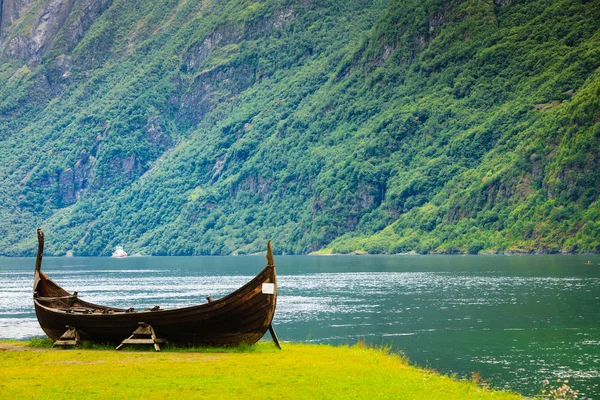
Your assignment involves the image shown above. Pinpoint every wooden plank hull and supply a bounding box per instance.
[32,230,278,347]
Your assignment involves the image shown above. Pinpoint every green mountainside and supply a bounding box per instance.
[0,0,598,256]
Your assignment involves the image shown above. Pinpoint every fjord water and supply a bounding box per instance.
[1,255,598,397]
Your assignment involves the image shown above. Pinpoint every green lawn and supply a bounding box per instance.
[0,341,521,399]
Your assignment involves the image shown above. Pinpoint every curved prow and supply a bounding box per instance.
[266,240,275,267]
[35,228,45,274]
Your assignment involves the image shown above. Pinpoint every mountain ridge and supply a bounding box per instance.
[0,0,598,256]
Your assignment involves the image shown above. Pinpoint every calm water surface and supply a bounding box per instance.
[1,255,599,397]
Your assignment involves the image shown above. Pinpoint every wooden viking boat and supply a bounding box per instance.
[33,229,279,348]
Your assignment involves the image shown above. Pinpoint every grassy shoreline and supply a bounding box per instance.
[0,340,521,399]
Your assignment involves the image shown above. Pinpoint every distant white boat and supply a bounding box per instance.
[111,246,128,258]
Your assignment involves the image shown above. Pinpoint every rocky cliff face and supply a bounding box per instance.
[1,0,35,34]
[0,0,110,63]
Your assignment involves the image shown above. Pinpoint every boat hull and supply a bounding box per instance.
[34,265,276,346]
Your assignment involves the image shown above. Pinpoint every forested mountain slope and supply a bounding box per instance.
[0,0,598,256]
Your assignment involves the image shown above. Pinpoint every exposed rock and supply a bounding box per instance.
[57,150,96,205]
[381,44,393,62]
[234,174,273,198]
[210,154,227,182]
[3,35,29,59]
[185,28,240,71]
[428,10,447,33]
[53,53,71,77]
[179,63,257,125]
[89,149,144,189]
[8,0,76,63]
[413,35,426,48]
[530,153,543,182]
[257,175,272,195]
[358,183,383,209]
[51,0,112,54]
[272,7,294,28]
[145,116,171,149]
[0,0,111,63]
[184,6,295,72]
[109,154,141,179]
[1,0,36,35]
[58,167,75,204]
[73,150,95,199]
[177,6,298,124]
[46,53,72,95]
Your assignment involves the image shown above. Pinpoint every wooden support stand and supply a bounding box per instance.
[53,325,81,348]
[269,324,281,349]
[116,322,166,352]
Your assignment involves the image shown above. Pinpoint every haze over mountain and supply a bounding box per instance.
[0,0,598,256]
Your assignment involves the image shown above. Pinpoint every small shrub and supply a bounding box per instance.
[28,337,53,348]
[537,379,579,400]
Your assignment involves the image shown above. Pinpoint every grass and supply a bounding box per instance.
[0,340,521,399]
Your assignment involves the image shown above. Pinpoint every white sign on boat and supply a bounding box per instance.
[262,283,275,294]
